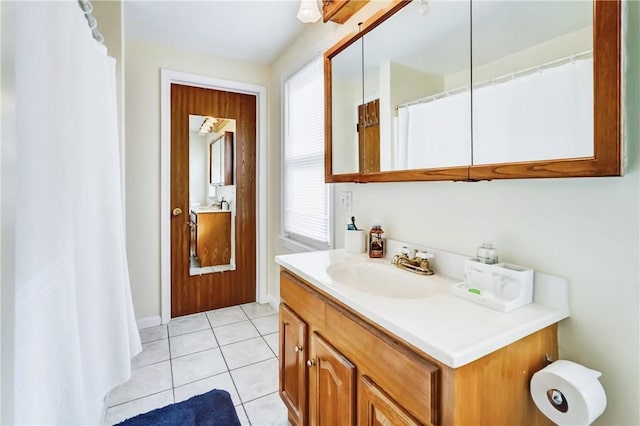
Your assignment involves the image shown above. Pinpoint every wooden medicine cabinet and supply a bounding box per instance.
[324,0,622,183]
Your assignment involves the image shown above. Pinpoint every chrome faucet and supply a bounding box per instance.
[392,246,434,275]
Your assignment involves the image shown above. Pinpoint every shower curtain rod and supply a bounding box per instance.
[396,49,593,110]
[77,0,104,44]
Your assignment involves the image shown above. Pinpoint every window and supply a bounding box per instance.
[283,56,331,249]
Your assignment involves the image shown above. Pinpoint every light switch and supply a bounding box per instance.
[340,191,352,211]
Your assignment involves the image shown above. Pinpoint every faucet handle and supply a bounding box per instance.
[416,251,434,260]
[401,246,411,256]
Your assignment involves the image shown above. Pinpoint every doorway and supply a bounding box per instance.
[160,71,268,322]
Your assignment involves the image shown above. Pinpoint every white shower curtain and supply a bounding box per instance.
[398,90,472,170]
[473,58,593,164]
[14,2,141,424]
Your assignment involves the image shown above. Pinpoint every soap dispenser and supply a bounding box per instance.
[369,225,385,258]
[221,197,229,210]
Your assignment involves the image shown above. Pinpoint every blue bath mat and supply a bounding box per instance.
[117,389,240,426]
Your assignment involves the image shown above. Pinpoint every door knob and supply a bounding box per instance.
[294,345,303,353]
[172,208,183,216]
[306,359,315,368]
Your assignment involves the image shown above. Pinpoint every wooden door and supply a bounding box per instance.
[280,304,308,426]
[358,99,380,173]
[359,376,423,426]
[170,84,256,317]
[309,333,356,426]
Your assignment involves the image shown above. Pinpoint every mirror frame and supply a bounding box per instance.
[324,0,621,183]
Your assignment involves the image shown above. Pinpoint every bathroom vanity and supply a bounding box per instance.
[275,249,569,425]
[190,209,231,267]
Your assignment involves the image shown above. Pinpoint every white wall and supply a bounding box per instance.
[189,132,208,205]
[269,2,640,425]
[124,38,269,318]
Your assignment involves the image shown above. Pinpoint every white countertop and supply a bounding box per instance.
[275,248,569,368]
[191,207,230,214]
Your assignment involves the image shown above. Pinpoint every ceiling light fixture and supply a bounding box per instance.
[297,0,321,23]
[198,116,218,135]
[418,0,430,15]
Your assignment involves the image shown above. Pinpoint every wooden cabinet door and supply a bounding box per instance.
[309,333,356,426]
[359,376,423,426]
[280,304,308,426]
[358,99,380,173]
[196,212,231,267]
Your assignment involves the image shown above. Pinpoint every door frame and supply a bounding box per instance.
[160,69,267,324]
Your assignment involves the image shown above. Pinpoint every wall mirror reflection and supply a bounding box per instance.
[327,0,473,182]
[331,37,362,175]
[364,0,471,172]
[325,0,620,182]
[188,114,236,275]
[471,1,593,165]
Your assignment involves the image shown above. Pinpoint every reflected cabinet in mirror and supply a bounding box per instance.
[188,115,236,276]
[324,0,621,183]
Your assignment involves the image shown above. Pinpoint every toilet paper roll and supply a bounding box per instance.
[345,230,366,253]
[530,360,607,426]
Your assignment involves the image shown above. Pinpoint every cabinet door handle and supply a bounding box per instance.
[294,345,303,353]
[306,359,315,368]
[172,207,183,216]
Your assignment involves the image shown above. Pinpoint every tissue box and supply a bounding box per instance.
[345,230,366,253]
[451,259,533,312]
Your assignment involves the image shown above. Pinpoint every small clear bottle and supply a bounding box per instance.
[477,242,498,264]
[369,225,384,258]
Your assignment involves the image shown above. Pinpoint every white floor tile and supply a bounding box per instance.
[171,348,228,387]
[103,390,174,426]
[207,306,249,327]
[174,372,241,407]
[241,302,277,319]
[168,314,210,337]
[214,320,259,346]
[244,392,288,426]
[230,358,279,403]
[108,361,172,406]
[251,314,279,335]
[170,328,217,358]
[132,339,170,368]
[220,337,275,370]
[263,332,279,357]
[139,325,168,344]
[235,405,251,426]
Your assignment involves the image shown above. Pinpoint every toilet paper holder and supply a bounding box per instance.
[530,359,607,425]
[543,353,570,412]
[547,389,569,413]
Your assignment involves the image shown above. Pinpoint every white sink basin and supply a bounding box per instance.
[326,262,439,299]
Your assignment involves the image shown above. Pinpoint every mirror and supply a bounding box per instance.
[471,1,593,165]
[325,0,621,182]
[331,37,362,175]
[209,127,234,186]
[363,0,471,172]
[188,115,236,275]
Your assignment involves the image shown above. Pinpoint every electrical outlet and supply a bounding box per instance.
[340,191,352,211]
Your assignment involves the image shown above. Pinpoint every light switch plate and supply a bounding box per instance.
[340,191,352,211]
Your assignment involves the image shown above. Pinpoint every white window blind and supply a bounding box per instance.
[283,56,330,248]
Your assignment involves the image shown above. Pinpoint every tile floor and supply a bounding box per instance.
[103,303,288,426]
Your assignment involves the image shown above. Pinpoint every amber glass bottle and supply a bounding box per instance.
[369,225,384,258]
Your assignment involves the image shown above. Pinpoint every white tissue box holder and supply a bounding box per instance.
[451,259,533,312]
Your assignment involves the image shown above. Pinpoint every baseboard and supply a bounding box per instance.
[267,294,280,312]
[136,316,162,330]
